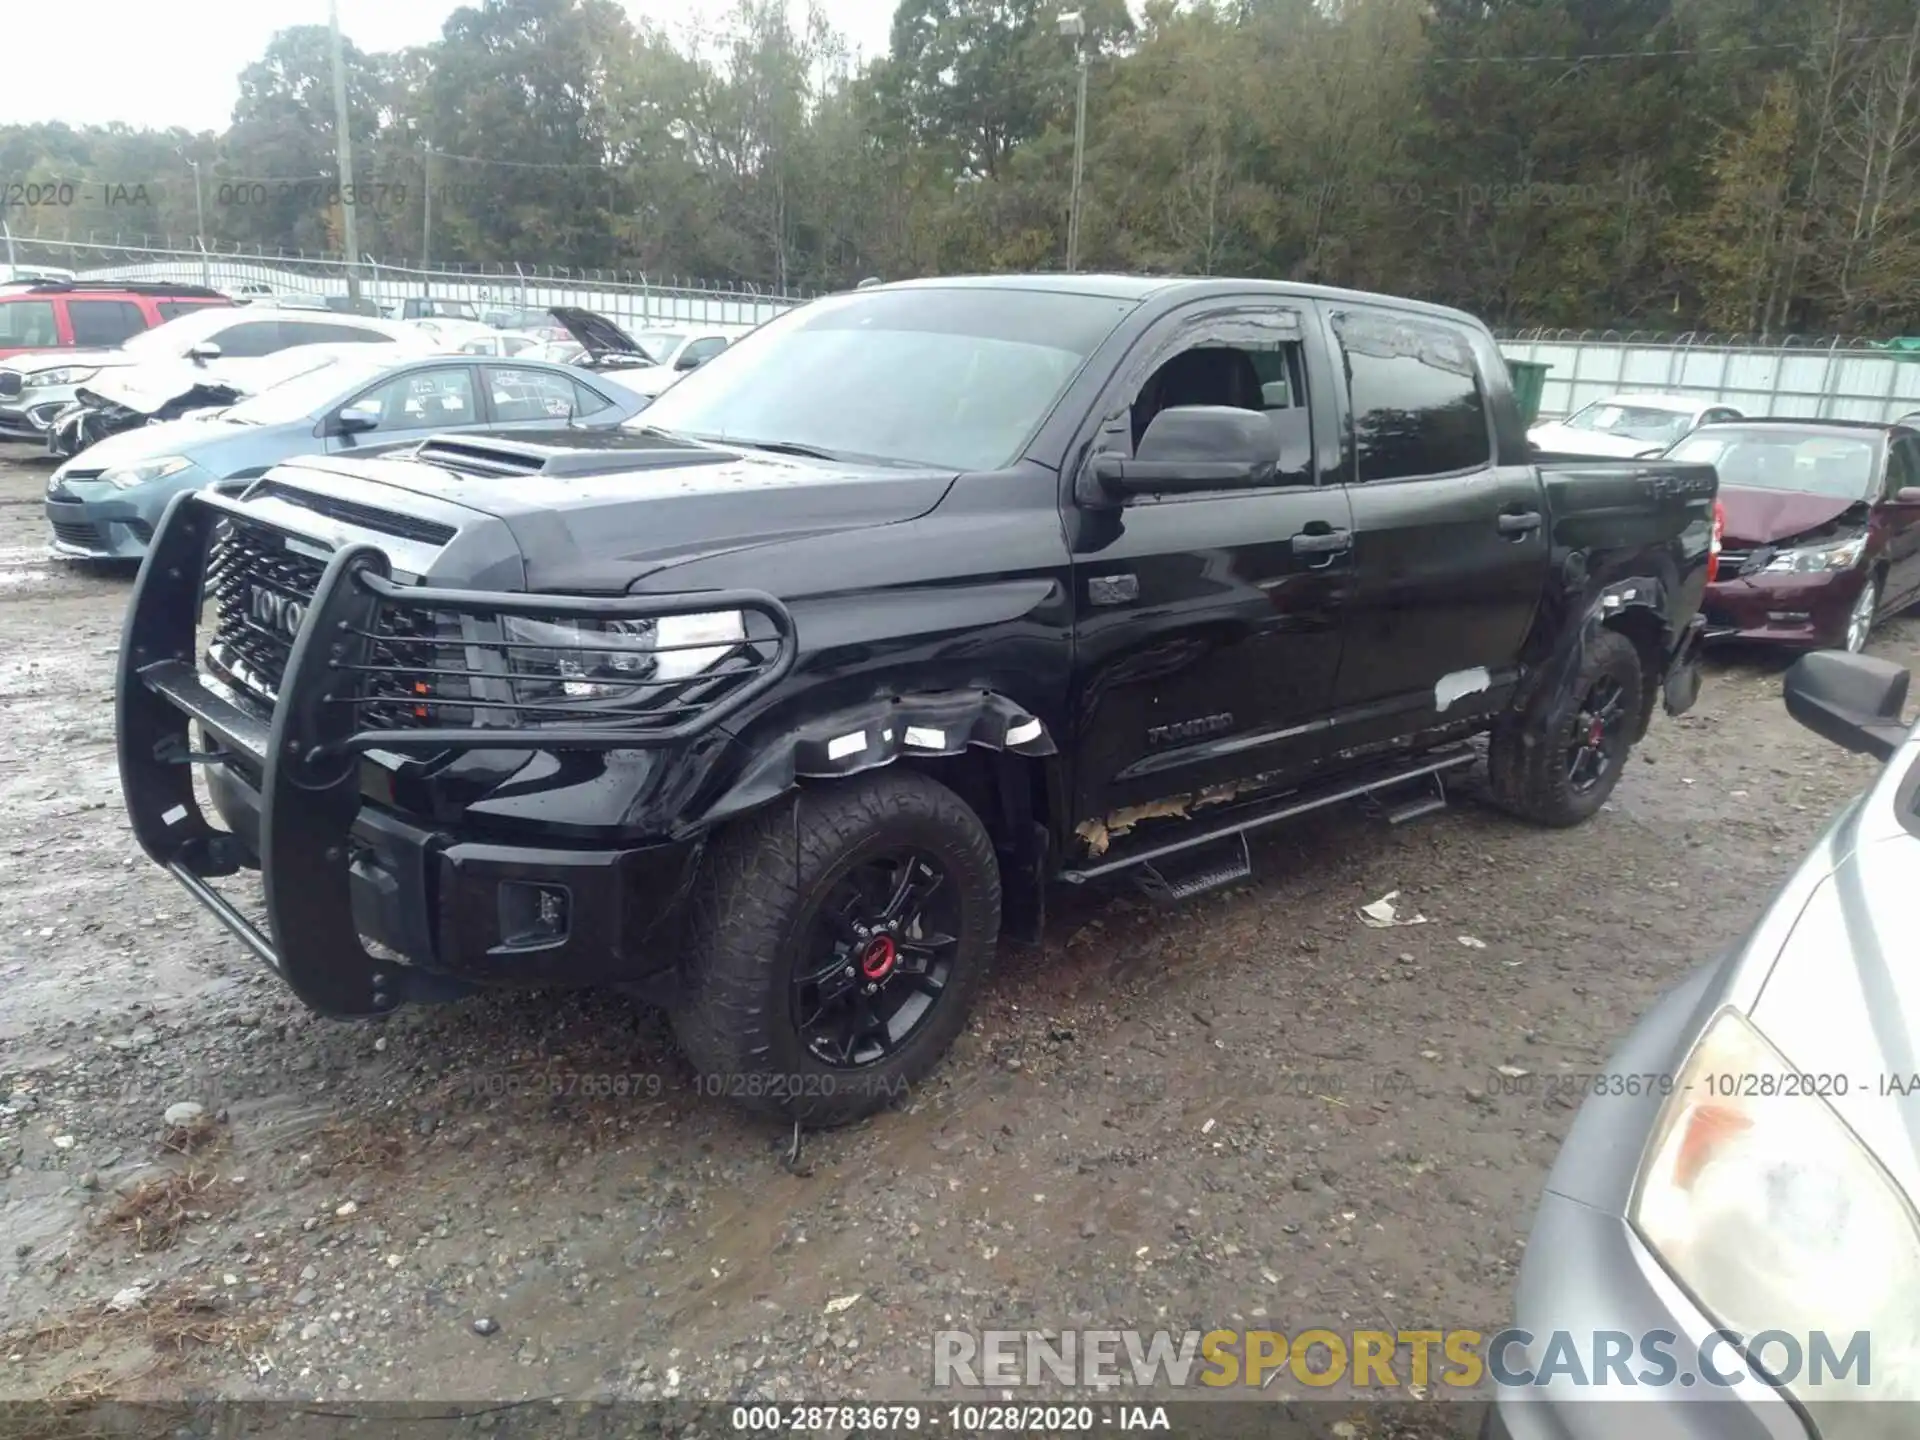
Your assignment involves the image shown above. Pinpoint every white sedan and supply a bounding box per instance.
[1528,392,1744,459]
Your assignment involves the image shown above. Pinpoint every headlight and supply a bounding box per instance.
[27,367,98,389]
[1633,1009,1920,1420]
[501,611,746,705]
[98,456,194,491]
[1764,534,1867,573]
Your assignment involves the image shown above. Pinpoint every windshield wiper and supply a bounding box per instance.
[724,438,848,462]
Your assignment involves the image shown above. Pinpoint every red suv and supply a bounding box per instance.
[0,281,232,361]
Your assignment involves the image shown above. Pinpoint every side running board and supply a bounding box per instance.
[1060,747,1477,890]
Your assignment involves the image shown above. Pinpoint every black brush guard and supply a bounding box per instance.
[116,489,795,1017]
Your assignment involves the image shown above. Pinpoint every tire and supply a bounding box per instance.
[1488,629,1644,829]
[670,769,1001,1127]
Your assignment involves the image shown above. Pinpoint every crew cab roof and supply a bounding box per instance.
[862,272,1487,328]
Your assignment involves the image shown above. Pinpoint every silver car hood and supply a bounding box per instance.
[1742,726,1920,1204]
[9,347,134,375]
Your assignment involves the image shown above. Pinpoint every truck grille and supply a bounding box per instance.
[203,521,458,726]
[193,511,793,749]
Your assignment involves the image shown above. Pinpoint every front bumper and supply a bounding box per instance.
[1701,570,1864,650]
[115,489,794,1017]
[45,494,154,559]
[0,391,75,440]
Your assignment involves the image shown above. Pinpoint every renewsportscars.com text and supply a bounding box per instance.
[932,1328,1874,1392]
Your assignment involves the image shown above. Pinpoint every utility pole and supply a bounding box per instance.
[189,159,209,287]
[1059,10,1089,273]
[328,0,363,304]
[421,141,432,268]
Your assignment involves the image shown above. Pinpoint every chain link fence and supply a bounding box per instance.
[0,235,816,329]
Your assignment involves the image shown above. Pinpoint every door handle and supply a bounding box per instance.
[1290,529,1351,556]
[1497,511,1542,537]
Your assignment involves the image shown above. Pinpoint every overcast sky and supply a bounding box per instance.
[0,0,901,133]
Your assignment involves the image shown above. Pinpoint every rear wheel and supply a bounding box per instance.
[1489,629,1644,828]
[671,769,1000,1126]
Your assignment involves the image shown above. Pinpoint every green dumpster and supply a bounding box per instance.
[1506,359,1552,426]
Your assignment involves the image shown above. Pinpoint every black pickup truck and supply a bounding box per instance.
[115,275,1718,1124]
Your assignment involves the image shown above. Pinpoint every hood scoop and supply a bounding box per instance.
[413,431,740,480]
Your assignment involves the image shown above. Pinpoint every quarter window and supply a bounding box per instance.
[1333,312,1491,481]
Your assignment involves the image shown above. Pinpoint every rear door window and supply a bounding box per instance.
[0,300,59,347]
[485,367,579,422]
[283,321,394,346]
[1332,311,1492,481]
[208,320,285,357]
[68,299,147,346]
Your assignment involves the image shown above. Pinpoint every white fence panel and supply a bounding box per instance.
[1501,334,1920,423]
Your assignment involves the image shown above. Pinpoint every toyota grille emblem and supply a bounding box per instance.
[247,584,307,641]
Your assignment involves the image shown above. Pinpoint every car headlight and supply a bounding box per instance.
[1632,1009,1920,1419]
[501,611,746,705]
[98,456,194,491]
[1764,534,1867,573]
[26,367,98,389]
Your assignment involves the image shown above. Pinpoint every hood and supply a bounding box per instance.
[265,429,956,589]
[83,359,249,415]
[1747,817,1920,1207]
[54,415,251,473]
[12,347,136,376]
[619,366,681,399]
[1526,421,1666,459]
[547,306,652,363]
[1718,484,1866,545]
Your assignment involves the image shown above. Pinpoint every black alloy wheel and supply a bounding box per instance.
[793,849,959,1068]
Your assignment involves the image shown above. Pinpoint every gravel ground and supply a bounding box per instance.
[1,449,1913,1425]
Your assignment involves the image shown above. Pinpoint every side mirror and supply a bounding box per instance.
[675,351,704,371]
[1896,488,1920,504]
[187,341,222,364]
[330,399,382,435]
[1082,406,1284,504]
[1783,650,1910,762]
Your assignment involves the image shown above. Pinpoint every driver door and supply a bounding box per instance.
[1065,300,1354,822]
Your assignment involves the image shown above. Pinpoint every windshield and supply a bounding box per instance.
[632,288,1133,469]
[1562,401,1695,444]
[1668,429,1879,499]
[223,357,386,425]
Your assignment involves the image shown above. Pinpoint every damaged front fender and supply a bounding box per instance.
[689,689,1058,830]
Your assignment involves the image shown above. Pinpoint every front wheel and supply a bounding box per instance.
[1488,629,1644,828]
[671,769,1001,1126]
[1844,573,1880,654]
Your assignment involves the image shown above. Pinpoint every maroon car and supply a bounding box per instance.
[1670,419,1920,652]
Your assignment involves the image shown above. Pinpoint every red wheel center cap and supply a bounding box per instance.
[1587,718,1605,747]
[859,935,898,981]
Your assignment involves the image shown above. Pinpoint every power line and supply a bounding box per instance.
[425,148,614,172]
